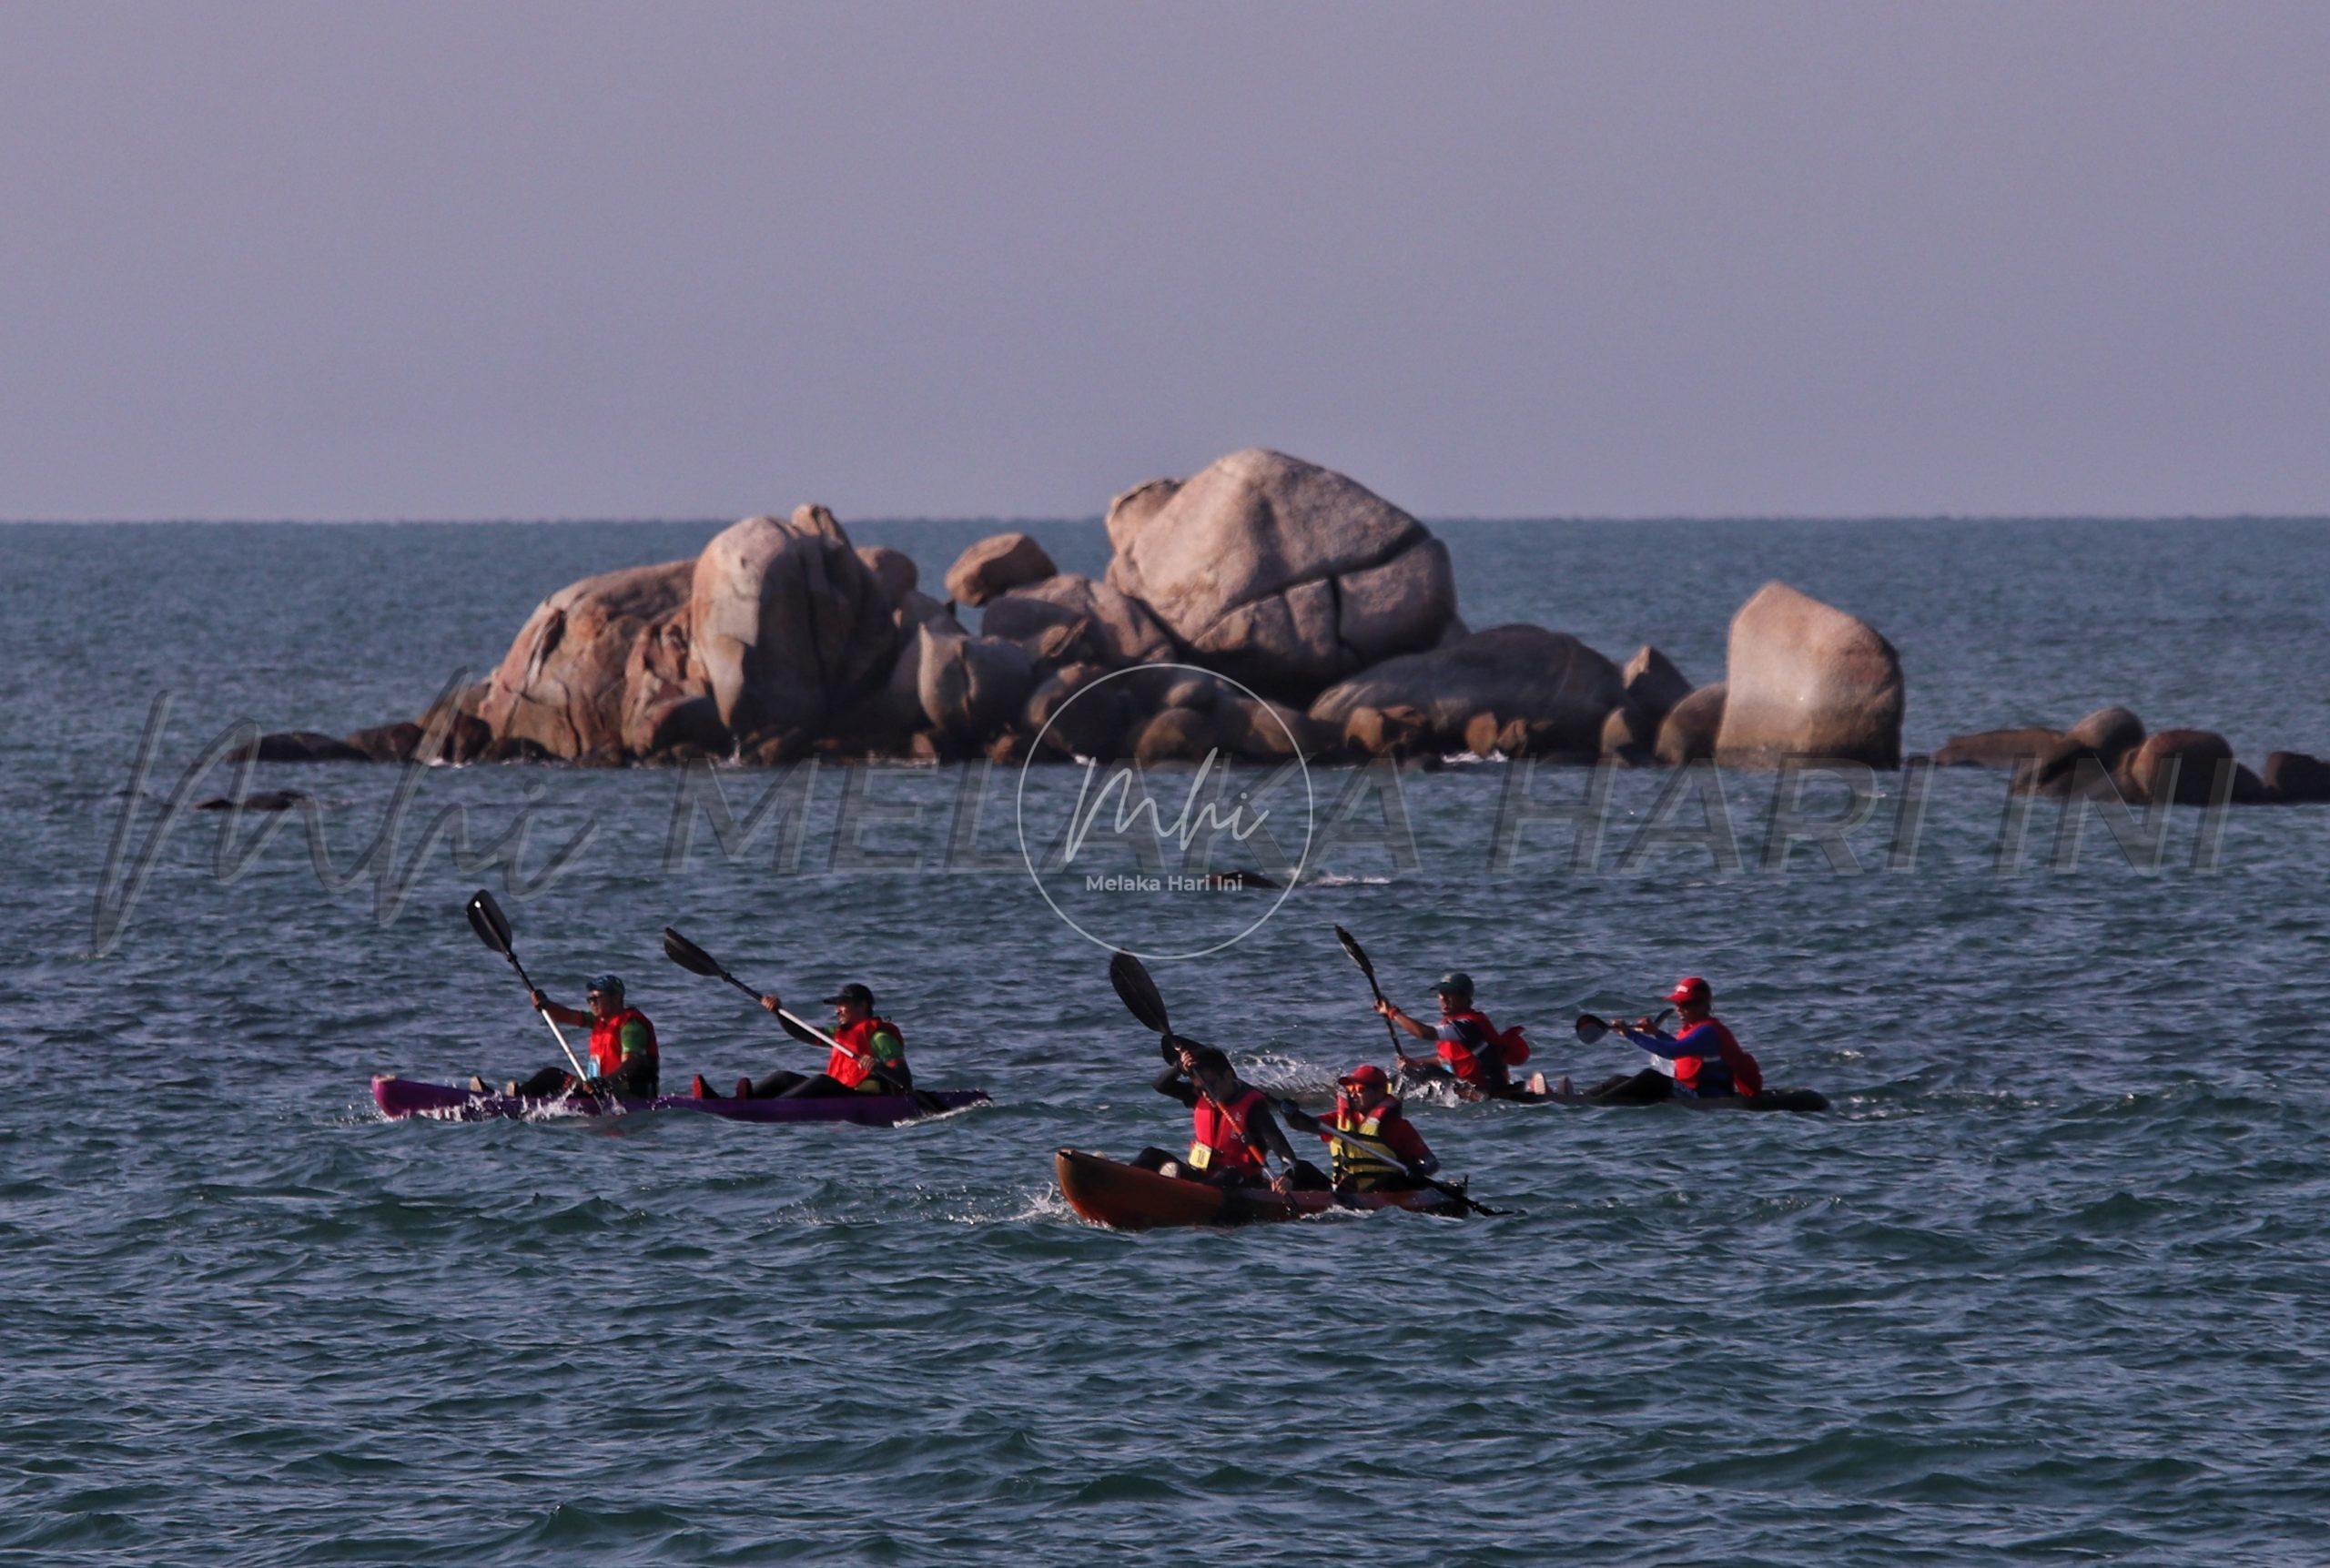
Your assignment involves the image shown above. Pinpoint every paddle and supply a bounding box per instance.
[466,888,589,1085]
[1333,925,1408,1074]
[1108,950,1508,1217]
[1574,1007,1674,1047]
[661,927,940,1111]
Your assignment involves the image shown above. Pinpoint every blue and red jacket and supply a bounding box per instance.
[1619,1017,1761,1098]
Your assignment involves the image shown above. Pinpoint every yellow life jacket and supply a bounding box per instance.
[1328,1098,1406,1184]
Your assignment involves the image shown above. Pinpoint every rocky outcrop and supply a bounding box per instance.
[1621,646,1693,729]
[979,573,1174,669]
[477,560,696,759]
[346,711,495,764]
[1933,727,2063,768]
[1103,449,1457,701]
[1308,624,1623,754]
[1024,663,1131,760]
[686,507,898,743]
[911,623,1037,744]
[1656,683,1727,765]
[2264,751,2330,804]
[2013,707,2146,796]
[944,532,1057,607]
[856,546,918,607]
[1715,582,1903,769]
[232,731,370,764]
[2124,729,2237,805]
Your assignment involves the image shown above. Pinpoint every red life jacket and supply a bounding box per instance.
[1673,1017,1761,1097]
[1436,1009,1531,1088]
[827,1017,903,1090]
[1186,1085,1269,1176]
[587,1007,656,1078]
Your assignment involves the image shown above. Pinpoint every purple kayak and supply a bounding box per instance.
[371,1074,989,1127]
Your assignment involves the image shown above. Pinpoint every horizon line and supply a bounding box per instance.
[5,511,2328,528]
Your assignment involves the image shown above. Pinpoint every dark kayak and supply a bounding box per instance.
[1054,1148,1467,1230]
[1396,1062,1829,1112]
[372,1074,989,1126]
[1529,1084,1831,1113]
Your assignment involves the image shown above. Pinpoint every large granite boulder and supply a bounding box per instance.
[1307,624,1623,752]
[2264,751,2330,803]
[619,600,727,757]
[1103,449,1457,701]
[1621,646,1693,728]
[911,623,1037,743]
[478,559,695,759]
[2016,707,2150,797]
[944,532,1056,607]
[1714,582,1903,769]
[979,573,1175,668]
[1024,663,1132,760]
[1656,683,1727,765]
[2124,729,2237,805]
[856,545,919,607]
[686,506,899,741]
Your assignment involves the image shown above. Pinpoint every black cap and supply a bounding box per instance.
[822,982,875,1008]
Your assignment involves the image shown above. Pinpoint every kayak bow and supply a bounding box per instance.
[371,1075,988,1126]
[1053,1148,1468,1231]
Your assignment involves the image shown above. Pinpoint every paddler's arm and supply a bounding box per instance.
[528,991,591,1028]
[1383,1114,1441,1177]
[1373,997,1435,1042]
[1150,1065,1199,1107]
[863,1027,911,1091]
[1274,1099,1326,1137]
[1243,1100,1300,1168]
[1616,1019,1682,1056]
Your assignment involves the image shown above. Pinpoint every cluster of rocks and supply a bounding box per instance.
[239,446,1911,776]
[1933,709,2330,805]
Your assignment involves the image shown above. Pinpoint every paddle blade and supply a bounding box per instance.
[661,927,726,979]
[466,889,513,956]
[1108,950,1171,1037]
[1574,1013,1610,1045]
[1332,924,1377,984]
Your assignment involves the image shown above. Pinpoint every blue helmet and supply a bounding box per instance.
[585,973,624,998]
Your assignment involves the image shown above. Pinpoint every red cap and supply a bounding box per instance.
[1667,976,1710,1005]
[1341,1063,1390,1091]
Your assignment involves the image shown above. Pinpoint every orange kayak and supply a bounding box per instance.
[1053,1148,1468,1231]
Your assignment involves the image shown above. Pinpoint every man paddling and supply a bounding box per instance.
[1585,976,1764,1103]
[1376,972,1532,1098]
[1132,1042,1302,1193]
[1278,1064,1438,1195]
[723,982,913,1099]
[477,973,659,1100]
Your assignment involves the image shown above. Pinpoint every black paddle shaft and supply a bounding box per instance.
[468,890,539,993]
[1334,925,1405,1066]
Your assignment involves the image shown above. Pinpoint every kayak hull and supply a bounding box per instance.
[1053,1148,1466,1231]
[371,1074,988,1126]
[1534,1086,1831,1113]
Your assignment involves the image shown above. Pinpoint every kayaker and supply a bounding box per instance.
[474,973,659,1099]
[721,983,913,1099]
[1132,1040,1302,1192]
[1375,972,1532,1098]
[1278,1064,1438,1194]
[1591,976,1764,1103]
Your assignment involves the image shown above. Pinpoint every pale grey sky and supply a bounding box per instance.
[3,1,2325,520]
